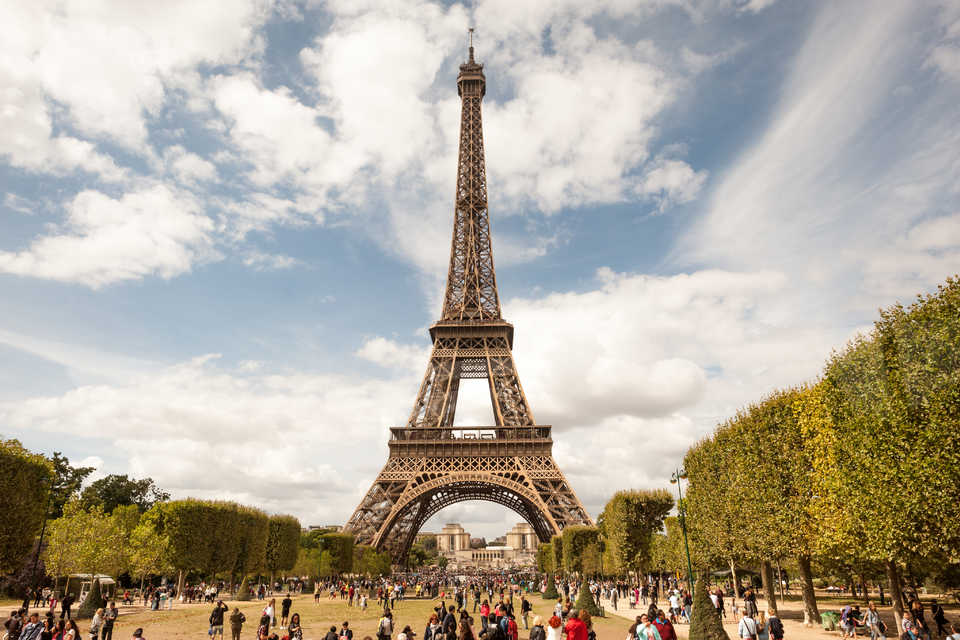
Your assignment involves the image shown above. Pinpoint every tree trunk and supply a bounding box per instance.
[729,559,739,608]
[886,560,905,631]
[761,560,778,613]
[859,575,869,604]
[776,560,785,601]
[176,569,184,607]
[797,555,819,626]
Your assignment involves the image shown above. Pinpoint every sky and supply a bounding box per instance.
[1,0,959,539]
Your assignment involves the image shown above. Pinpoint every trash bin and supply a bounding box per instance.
[821,612,839,631]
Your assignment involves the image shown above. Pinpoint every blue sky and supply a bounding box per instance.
[1,0,959,537]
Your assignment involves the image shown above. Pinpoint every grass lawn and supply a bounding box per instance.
[1,593,632,640]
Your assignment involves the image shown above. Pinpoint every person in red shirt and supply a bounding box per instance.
[564,610,588,640]
[654,609,677,640]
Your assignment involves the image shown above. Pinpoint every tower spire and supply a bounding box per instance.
[468,27,475,63]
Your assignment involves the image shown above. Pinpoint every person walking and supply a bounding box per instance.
[931,602,949,639]
[208,600,228,640]
[739,611,759,640]
[101,602,118,640]
[529,616,545,640]
[864,603,885,640]
[60,595,75,621]
[288,614,303,640]
[89,609,104,640]
[637,614,662,640]
[281,595,293,627]
[520,597,531,631]
[228,607,245,640]
[377,610,393,640]
[768,610,785,640]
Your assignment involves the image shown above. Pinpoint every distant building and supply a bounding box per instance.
[438,522,538,569]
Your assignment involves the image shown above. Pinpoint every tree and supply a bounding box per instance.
[551,535,564,576]
[76,577,108,620]
[689,569,730,640]
[561,526,601,576]
[42,500,125,586]
[598,489,673,576]
[651,517,687,577]
[266,515,301,583]
[80,474,169,514]
[319,533,354,575]
[0,439,53,573]
[49,452,94,519]
[574,579,601,616]
[129,519,170,590]
[232,506,270,597]
[536,543,553,574]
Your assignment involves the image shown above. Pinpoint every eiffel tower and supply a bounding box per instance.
[343,32,592,563]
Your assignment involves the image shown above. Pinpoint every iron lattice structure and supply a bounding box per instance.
[343,39,592,563]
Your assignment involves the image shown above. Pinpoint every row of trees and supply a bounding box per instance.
[683,276,960,629]
[535,489,675,613]
[42,497,302,598]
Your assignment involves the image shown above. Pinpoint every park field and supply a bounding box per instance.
[1,593,632,640]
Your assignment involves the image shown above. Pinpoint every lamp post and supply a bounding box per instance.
[670,467,695,589]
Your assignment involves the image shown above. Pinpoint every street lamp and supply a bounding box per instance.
[670,467,695,590]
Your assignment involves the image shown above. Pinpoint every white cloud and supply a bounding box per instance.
[679,1,960,306]
[0,0,270,150]
[242,251,298,270]
[0,354,412,525]
[0,185,216,287]
[164,146,218,185]
[356,337,430,373]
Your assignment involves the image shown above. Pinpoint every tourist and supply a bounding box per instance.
[61,595,75,621]
[6,609,24,640]
[65,619,80,640]
[654,610,676,640]
[480,602,491,630]
[229,608,245,640]
[209,600,228,640]
[529,616,546,640]
[637,615,662,640]
[504,613,518,640]
[130,628,144,640]
[931,602,949,639]
[376,610,393,640]
[281,595,293,626]
[768,610,784,640]
[89,608,104,640]
[102,601,118,640]
[564,611,587,640]
[21,612,42,640]
[457,618,476,640]
[520,597,531,630]
[863,604,884,640]
[757,611,769,640]
[256,615,270,640]
[264,599,276,627]
[339,621,352,640]
[580,612,596,640]
[397,626,415,640]
[443,606,458,639]
[738,609,759,640]
[424,613,441,640]
[947,625,960,640]
[285,614,301,640]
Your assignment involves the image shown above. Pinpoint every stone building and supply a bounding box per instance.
[438,522,538,569]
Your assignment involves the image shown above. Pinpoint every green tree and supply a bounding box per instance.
[319,533,354,575]
[49,452,94,519]
[536,543,553,574]
[80,474,169,513]
[266,515,301,583]
[689,569,730,640]
[651,517,687,577]
[0,440,53,573]
[598,489,673,576]
[573,580,601,616]
[551,535,564,576]
[42,500,125,583]
[233,506,269,598]
[129,519,170,590]
[561,526,601,576]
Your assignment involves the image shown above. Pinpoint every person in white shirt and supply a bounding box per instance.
[739,613,759,640]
